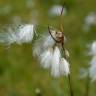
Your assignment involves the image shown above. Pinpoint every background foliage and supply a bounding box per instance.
[0,0,96,96]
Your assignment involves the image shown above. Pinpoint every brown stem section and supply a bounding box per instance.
[60,5,64,33]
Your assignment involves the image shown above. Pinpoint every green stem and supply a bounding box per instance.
[62,43,74,96]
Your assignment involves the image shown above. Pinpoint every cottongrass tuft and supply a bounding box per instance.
[89,41,96,81]
[89,41,96,56]
[33,29,70,77]
[40,48,53,69]
[80,41,96,82]
[60,58,70,76]
[33,32,55,57]
[50,46,70,77]
[0,24,34,45]
[51,46,61,77]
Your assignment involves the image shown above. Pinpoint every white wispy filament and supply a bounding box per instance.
[0,24,34,45]
[17,24,34,44]
[89,41,96,56]
[60,58,70,76]
[33,33,55,57]
[40,48,53,69]
[89,56,96,81]
[51,46,61,77]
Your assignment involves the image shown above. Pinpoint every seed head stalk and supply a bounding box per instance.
[48,25,74,96]
[62,43,74,96]
[60,5,74,96]
[48,4,74,96]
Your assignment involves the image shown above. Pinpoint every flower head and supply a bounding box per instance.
[33,28,70,78]
[33,33,55,57]
[89,41,96,56]
[80,41,96,82]
[89,56,96,81]
[51,46,61,77]
[88,41,96,81]
[60,58,70,76]
[0,24,34,45]
[40,48,53,69]
[16,24,34,44]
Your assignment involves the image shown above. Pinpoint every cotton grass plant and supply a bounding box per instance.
[33,26,70,77]
[0,5,74,96]
[86,41,96,96]
[33,6,74,96]
[0,24,34,45]
[79,41,96,96]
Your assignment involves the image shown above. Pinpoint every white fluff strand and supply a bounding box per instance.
[51,46,61,77]
[60,58,70,76]
[0,24,34,45]
[16,24,34,44]
[40,48,53,69]
[33,33,55,57]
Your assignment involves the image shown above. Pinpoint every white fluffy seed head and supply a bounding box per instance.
[89,56,96,82]
[51,46,61,77]
[89,65,96,82]
[0,28,17,45]
[79,42,96,81]
[89,41,96,56]
[60,58,70,76]
[40,48,53,69]
[90,56,96,65]
[85,41,96,81]
[43,34,55,49]
[16,24,34,44]
[0,24,34,45]
[33,33,55,57]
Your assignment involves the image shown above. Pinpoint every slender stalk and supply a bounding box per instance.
[48,4,74,96]
[85,69,90,96]
[62,43,74,96]
[60,5,64,33]
[68,74,73,96]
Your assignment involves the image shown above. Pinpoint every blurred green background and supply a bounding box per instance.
[0,0,96,96]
